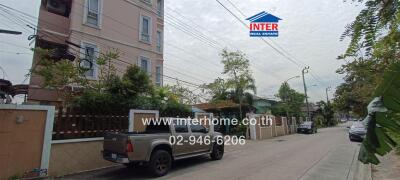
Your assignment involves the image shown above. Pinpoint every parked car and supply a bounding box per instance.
[297,121,317,134]
[348,121,367,142]
[102,119,224,177]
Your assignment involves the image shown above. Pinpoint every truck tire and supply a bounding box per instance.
[210,143,224,160]
[148,150,171,177]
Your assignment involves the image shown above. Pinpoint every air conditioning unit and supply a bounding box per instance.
[46,0,68,16]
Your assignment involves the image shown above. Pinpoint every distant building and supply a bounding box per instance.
[253,96,277,114]
[301,103,319,119]
[193,100,254,134]
[28,0,164,105]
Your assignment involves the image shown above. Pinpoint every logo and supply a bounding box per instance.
[246,11,282,37]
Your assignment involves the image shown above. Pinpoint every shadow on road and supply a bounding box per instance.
[62,156,212,180]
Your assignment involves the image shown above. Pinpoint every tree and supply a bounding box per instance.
[315,101,336,127]
[169,84,199,105]
[203,77,231,102]
[220,49,256,119]
[153,86,192,117]
[31,48,119,106]
[275,82,305,118]
[73,65,155,112]
[337,0,400,164]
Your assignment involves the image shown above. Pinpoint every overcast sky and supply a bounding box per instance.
[0,0,363,103]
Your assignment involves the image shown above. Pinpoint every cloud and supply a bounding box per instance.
[1,0,363,103]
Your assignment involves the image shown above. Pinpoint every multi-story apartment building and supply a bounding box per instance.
[28,0,164,105]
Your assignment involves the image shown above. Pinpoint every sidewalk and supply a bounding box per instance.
[299,143,364,180]
[372,151,400,180]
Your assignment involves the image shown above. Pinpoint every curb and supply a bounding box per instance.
[353,161,372,180]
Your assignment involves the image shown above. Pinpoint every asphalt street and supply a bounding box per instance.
[59,122,360,180]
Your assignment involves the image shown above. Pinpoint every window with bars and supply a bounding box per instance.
[139,56,151,74]
[85,0,100,27]
[140,15,151,43]
[157,0,163,17]
[156,30,163,52]
[81,43,98,78]
[156,66,162,86]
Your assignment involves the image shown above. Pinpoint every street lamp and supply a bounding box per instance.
[284,75,300,83]
[302,66,311,121]
[283,75,300,119]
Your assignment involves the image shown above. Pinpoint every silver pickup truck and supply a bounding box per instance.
[103,119,224,177]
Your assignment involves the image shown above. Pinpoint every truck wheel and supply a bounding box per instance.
[148,150,171,177]
[210,143,224,160]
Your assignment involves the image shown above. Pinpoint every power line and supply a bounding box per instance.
[214,0,305,68]
[0,3,221,87]
[1,25,203,90]
[214,0,330,99]
[225,0,247,17]
[217,0,330,88]
[164,12,224,48]
[0,50,32,55]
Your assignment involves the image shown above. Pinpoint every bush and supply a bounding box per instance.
[72,66,191,117]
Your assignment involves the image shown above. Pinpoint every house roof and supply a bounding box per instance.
[301,103,319,112]
[194,100,245,110]
[246,11,282,23]
[253,96,278,102]
[191,106,206,113]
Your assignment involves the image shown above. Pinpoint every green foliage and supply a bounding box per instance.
[33,46,191,117]
[359,62,400,164]
[153,85,192,117]
[203,78,231,101]
[314,114,325,128]
[274,82,305,117]
[337,0,400,164]
[315,101,336,127]
[121,65,154,97]
[72,65,191,116]
[340,0,399,57]
[220,49,256,97]
[203,49,256,118]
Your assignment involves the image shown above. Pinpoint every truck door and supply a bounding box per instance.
[172,119,192,156]
[189,124,211,152]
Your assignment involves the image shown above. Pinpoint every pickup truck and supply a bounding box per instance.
[103,119,224,177]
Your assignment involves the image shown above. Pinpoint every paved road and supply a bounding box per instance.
[60,123,360,180]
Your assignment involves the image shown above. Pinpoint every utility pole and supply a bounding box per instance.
[302,66,310,121]
[326,86,331,104]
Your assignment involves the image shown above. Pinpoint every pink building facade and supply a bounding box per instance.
[28,0,164,105]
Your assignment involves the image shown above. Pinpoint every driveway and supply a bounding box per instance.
[58,123,360,180]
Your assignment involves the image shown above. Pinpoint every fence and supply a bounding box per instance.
[249,114,296,140]
[52,107,129,140]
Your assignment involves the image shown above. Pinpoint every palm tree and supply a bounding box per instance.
[230,74,256,119]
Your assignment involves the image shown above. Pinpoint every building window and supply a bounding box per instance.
[84,0,101,27]
[140,15,151,43]
[45,0,72,17]
[156,30,163,52]
[138,56,151,74]
[157,0,163,17]
[81,43,98,78]
[156,66,162,86]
